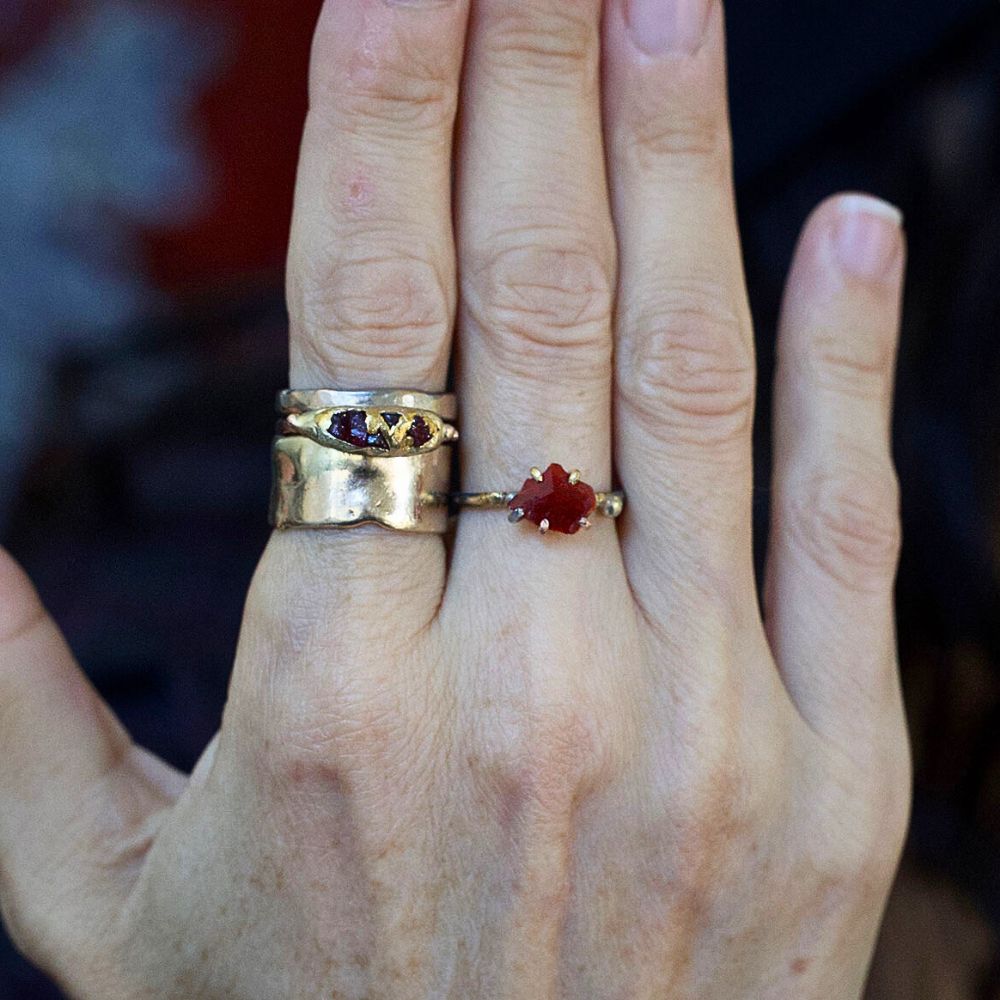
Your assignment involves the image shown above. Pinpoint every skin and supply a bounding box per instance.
[0,1,911,997]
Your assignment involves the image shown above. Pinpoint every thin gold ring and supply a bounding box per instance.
[277,389,457,420]
[452,464,625,536]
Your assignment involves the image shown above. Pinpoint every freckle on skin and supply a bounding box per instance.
[791,957,811,975]
[346,176,375,213]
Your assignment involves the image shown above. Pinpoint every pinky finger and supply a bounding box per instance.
[765,194,906,744]
[0,550,182,981]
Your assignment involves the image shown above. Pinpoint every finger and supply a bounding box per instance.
[603,0,757,620]
[0,550,182,972]
[765,194,905,740]
[270,0,471,644]
[453,0,617,528]
[288,0,469,392]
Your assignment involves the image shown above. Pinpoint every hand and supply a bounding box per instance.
[0,1,910,997]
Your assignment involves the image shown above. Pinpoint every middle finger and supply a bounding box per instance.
[454,0,617,535]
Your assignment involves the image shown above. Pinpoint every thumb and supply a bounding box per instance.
[0,549,184,979]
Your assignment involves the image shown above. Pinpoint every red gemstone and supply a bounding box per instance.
[328,410,391,450]
[408,415,432,448]
[509,464,597,535]
[328,409,370,448]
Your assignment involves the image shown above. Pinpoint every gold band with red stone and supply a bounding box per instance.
[270,389,457,533]
[452,465,626,536]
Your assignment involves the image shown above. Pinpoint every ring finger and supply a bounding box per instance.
[603,0,757,624]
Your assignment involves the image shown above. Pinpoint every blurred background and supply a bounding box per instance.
[1,0,998,996]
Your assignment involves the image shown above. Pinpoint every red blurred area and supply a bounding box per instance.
[5,0,321,294]
[145,0,322,293]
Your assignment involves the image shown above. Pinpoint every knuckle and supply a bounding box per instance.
[484,7,597,81]
[290,250,451,384]
[310,43,456,134]
[660,767,758,912]
[804,326,896,402]
[618,288,754,446]
[620,103,731,176]
[474,702,613,819]
[270,688,402,775]
[466,239,613,380]
[812,802,907,900]
[785,464,902,593]
[262,669,442,797]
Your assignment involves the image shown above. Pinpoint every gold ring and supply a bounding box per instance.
[281,406,458,458]
[278,389,457,420]
[452,464,625,536]
[270,389,457,533]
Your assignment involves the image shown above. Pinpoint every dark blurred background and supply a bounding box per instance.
[1,1,998,996]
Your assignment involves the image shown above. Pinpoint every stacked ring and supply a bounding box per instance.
[270,389,457,533]
[269,391,626,538]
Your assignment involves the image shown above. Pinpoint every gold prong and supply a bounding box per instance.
[539,518,550,535]
[568,469,582,485]
[578,517,591,530]
[530,466,544,482]
[508,507,525,523]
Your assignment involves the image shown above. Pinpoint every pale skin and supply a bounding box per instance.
[0,0,911,997]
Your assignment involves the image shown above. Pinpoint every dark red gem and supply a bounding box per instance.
[381,412,402,428]
[328,409,371,448]
[509,464,597,535]
[408,416,432,448]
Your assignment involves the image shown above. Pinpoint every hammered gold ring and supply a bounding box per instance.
[452,464,625,536]
[270,389,457,533]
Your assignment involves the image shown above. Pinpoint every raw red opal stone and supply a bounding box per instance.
[509,464,597,535]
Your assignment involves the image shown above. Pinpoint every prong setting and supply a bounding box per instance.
[500,464,621,535]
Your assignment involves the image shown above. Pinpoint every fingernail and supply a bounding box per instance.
[833,195,904,281]
[626,0,712,56]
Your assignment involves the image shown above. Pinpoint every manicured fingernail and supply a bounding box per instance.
[626,0,712,56]
[834,195,904,281]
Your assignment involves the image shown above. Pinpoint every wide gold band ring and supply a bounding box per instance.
[452,464,625,536]
[270,389,457,533]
